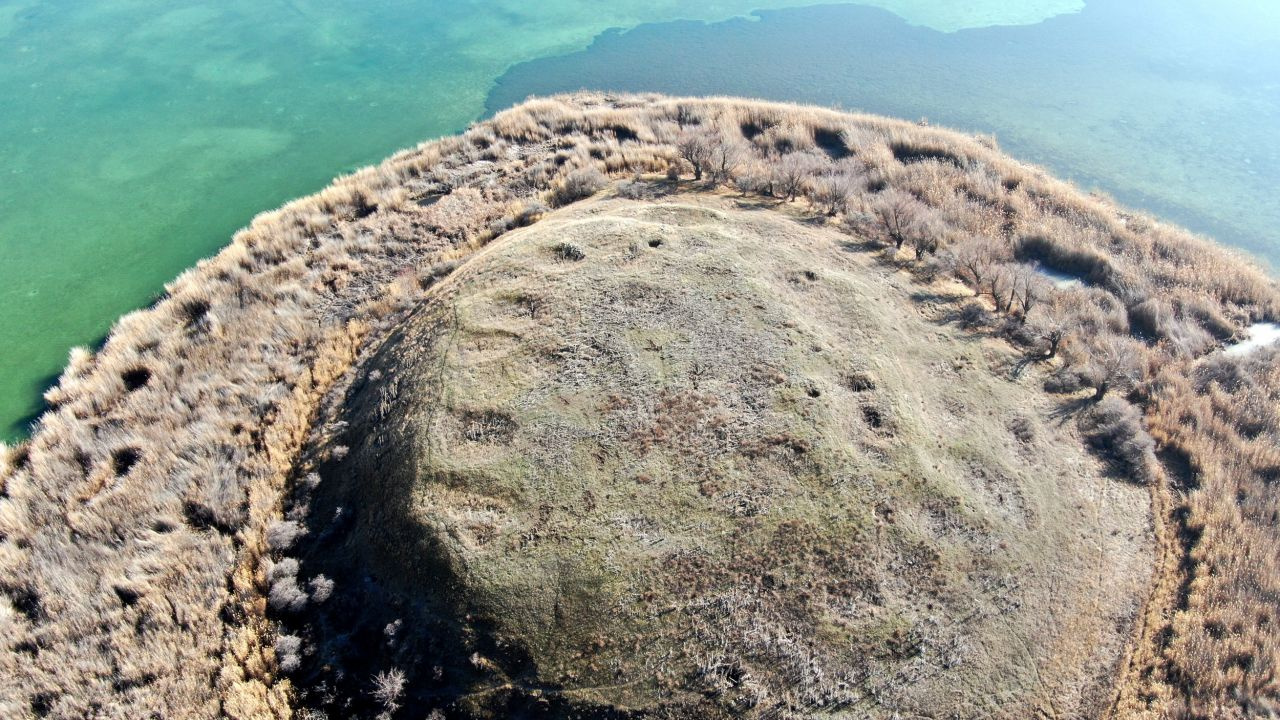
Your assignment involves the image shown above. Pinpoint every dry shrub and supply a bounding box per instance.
[616,178,649,199]
[548,167,607,207]
[677,126,747,185]
[553,241,586,262]
[370,668,406,711]
[1080,396,1156,481]
[265,519,305,552]
[274,634,303,674]
[773,151,825,202]
[307,574,334,603]
[957,300,990,329]
[871,189,939,253]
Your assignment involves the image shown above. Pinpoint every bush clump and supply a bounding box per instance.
[275,634,303,674]
[553,242,586,262]
[548,167,607,206]
[1080,396,1155,481]
[265,519,306,552]
[957,301,990,329]
[267,558,308,612]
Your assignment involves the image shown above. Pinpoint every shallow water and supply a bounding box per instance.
[0,0,1273,439]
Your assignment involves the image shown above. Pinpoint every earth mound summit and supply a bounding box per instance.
[296,193,1151,717]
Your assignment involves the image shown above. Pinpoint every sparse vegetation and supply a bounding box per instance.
[0,93,1275,720]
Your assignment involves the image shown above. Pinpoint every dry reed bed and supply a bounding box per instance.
[0,92,1276,718]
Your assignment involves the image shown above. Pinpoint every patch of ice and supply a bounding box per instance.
[1033,265,1084,289]
[1224,323,1280,357]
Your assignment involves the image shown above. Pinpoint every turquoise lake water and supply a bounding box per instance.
[0,0,1275,440]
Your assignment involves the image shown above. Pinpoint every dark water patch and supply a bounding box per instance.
[488,1,1280,268]
[890,140,965,167]
[111,447,141,477]
[813,126,851,159]
[121,367,151,392]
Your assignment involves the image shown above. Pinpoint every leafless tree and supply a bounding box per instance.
[732,160,773,197]
[946,234,999,291]
[808,172,860,215]
[1025,313,1068,359]
[1080,335,1143,399]
[676,129,715,182]
[773,152,824,201]
[677,128,744,186]
[706,137,747,186]
[1042,327,1066,358]
[871,189,936,251]
[907,221,941,260]
[985,264,1018,314]
[1012,264,1050,322]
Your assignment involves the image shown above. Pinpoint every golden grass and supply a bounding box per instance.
[0,92,1276,718]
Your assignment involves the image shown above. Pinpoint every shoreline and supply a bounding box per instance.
[2,93,1276,718]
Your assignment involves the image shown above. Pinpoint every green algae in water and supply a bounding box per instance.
[490,0,1280,271]
[0,0,1087,440]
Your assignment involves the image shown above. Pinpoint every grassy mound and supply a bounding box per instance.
[288,194,1150,717]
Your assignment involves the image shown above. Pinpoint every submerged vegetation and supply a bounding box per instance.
[0,94,1276,718]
